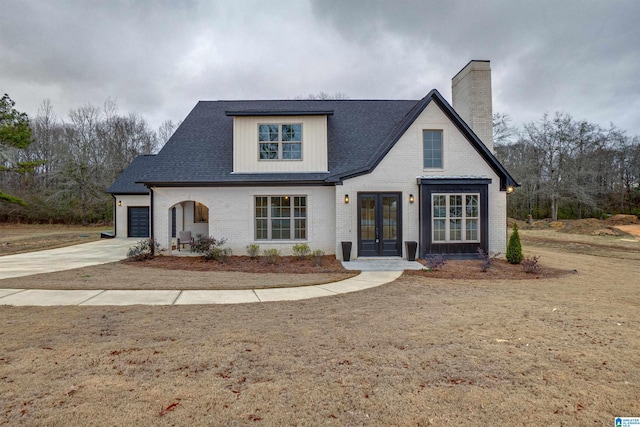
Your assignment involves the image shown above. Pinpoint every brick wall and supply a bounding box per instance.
[336,101,506,259]
[113,194,150,237]
[452,60,493,152]
[151,186,336,255]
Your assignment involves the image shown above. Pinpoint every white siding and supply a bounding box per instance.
[335,101,506,259]
[233,116,328,173]
[151,186,336,255]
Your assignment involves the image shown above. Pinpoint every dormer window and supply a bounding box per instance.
[259,123,302,160]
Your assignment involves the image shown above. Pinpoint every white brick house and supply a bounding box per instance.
[108,60,517,260]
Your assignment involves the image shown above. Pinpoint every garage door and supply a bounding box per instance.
[128,207,150,238]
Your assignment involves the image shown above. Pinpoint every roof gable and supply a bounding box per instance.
[331,89,517,190]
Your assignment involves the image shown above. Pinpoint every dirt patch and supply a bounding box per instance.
[1,242,639,425]
[511,217,639,238]
[614,224,640,238]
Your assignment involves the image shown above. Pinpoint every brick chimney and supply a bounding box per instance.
[451,60,493,152]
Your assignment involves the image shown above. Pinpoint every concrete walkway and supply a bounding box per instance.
[0,240,422,306]
[0,271,403,306]
[0,239,134,279]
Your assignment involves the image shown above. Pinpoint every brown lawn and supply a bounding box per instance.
[0,223,106,255]
[1,221,640,425]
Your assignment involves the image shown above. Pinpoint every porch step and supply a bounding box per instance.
[342,259,423,272]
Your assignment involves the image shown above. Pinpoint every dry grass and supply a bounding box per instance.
[0,223,107,255]
[1,225,640,425]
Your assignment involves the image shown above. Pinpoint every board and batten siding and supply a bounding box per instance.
[232,115,329,173]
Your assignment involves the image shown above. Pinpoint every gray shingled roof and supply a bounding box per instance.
[106,155,153,194]
[108,90,517,192]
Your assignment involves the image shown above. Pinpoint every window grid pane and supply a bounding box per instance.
[449,195,462,218]
[282,142,302,159]
[423,130,443,168]
[256,196,306,241]
[295,219,306,239]
[258,124,302,160]
[360,197,375,240]
[259,124,279,141]
[432,193,480,243]
[466,219,478,241]
[433,195,446,218]
[256,219,268,240]
[282,124,302,141]
[259,142,278,159]
[466,195,479,218]
[433,219,446,241]
[450,219,461,241]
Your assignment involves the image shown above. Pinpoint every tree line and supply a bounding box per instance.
[494,112,640,220]
[2,92,639,225]
[0,94,175,224]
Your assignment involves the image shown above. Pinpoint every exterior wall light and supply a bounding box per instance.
[344,194,349,204]
[118,200,122,206]
[409,194,415,203]
[507,186,514,194]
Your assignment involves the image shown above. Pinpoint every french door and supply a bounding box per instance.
[358,193,402,257]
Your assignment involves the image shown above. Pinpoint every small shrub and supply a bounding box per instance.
[193,235,226,254]
[246,243,260,259]
[477,248,500,272]
[191,235,231,263]
[292,243,312,260]
[204,247,232,263]
[424,254,447,271]
[506,223,524,264]
[521,255,541,274]
[126,238,159,261]
[263,248,280,265]
[312,249,325,266]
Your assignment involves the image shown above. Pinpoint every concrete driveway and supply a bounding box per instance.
[0,239,135,280]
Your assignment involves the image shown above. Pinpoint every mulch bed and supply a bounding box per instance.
[126,254,570,280]
[405,258,570,280]
[125,254,349,274]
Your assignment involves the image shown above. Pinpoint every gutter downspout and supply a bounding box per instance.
[146,185,155,256]
[111,194,117,237]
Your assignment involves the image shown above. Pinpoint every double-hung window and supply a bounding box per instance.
[432,194,479,243]
[259,124,302,160]
[255,195,306,240]
[423,130,443,168]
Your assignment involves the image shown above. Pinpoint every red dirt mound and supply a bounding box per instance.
[604,214,639,225]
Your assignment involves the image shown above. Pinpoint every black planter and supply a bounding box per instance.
[405,241,417,261]
[341,241,352,262]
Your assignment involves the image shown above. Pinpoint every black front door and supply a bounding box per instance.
[358,193,402,257]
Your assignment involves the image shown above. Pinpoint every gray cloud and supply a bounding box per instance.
[1,0,638,136]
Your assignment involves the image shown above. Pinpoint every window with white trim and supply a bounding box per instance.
[255,195,306,240]
[259,124,302,160]
[432,194,479,243]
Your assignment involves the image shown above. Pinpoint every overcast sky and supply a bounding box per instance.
[2,0,639,138]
